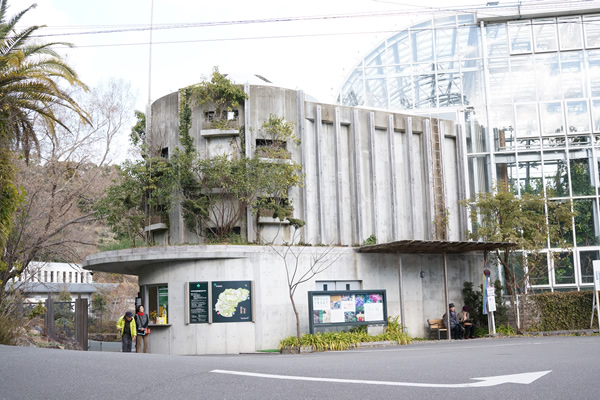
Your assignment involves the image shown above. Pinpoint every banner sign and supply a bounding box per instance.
[308,290,387,334]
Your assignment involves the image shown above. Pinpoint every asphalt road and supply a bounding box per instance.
[1,336,599,399]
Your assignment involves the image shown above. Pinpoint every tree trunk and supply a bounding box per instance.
[289,291,301,340]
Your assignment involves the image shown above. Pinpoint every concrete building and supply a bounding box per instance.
[338,1,600,291]
[9,262,109,304]
[84,82,505,354]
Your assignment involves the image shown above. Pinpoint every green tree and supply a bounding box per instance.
[463,183,575,331]
[0,0,89,314]
[96,155,176,247]
[193,66,248,129]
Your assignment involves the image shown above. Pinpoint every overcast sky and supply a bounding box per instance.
[10,0,485,159]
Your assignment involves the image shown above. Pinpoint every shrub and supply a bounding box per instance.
[531,291,597,331]
[0,314,18,345]
[279,316,412,351]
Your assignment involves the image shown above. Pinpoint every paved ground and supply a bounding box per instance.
[1,336,599,399]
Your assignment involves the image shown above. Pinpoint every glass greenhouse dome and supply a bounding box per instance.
[338,3,600,291]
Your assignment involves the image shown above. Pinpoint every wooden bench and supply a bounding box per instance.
[427,318,448,340]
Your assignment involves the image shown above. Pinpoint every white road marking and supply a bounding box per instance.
[210,369,551,388]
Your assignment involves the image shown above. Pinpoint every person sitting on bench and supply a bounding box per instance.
[458,305,475,339]
[442,303,462,340]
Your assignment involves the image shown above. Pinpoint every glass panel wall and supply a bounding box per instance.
[540,102,564,135]
[569,149,595,195]
[535,53,560,101]
[589,50,600,97]
[558,17,583,50]
[508,21,532,53]
[533,18,558,52]
[529,252,549,286]
[566,100,590,133]
[544,151,569,197]
[554,252,576,285]
[579,250,599,284]
[574,199,600,246]
[583,15,600,48]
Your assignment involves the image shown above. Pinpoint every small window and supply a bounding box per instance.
[161,147,169,158]
[44,271,48,282]
[50,272,54,283]
[63,272,67,283]
[204,111,216,121]
[147,285,169,325]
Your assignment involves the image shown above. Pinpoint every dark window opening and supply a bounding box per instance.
[161,147,169,158]
[204,226,241,239]
[256,138,287,150]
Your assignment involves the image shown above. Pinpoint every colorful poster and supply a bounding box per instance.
[313,295,330,311]
[341,295,355,312]
[364,302,383,321]
[330,295,342,309]
[313,310,331,324]
[330,309,344,323]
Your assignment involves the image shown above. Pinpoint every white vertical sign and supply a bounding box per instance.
[593,261,600,291]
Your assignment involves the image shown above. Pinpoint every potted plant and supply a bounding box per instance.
[149,310,157,324]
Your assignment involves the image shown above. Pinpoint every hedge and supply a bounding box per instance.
[531,291,598,331]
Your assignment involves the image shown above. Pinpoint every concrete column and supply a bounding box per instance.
[387,115,399,240]
[244,83,256,243]
[423,119,434,240]
[455,123,468,240]
[315,105,325,244]
[368,112,378,239]
[297,91,308,244]
[406,117,416,238]
[334,108,344,245]
[352,110,364,244]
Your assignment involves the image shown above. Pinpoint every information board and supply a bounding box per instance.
[211,281,252,323]
[308,290,387,333]
[189,281,209,324]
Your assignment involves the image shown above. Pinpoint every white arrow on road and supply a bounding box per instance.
[211,369,551,388]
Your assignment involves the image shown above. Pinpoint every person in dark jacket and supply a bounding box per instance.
[442,303,463,340]
[135,305,150,353]
[116,311,137,352]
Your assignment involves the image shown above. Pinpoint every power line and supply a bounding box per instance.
[29,0,600,38]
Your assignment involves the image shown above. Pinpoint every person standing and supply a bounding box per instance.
[442,303,463,340]
[135,305,150,353]
[116,311,137,352]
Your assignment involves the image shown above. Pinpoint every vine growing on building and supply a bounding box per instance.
[172,71,303,243]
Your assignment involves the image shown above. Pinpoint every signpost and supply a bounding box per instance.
[592,261,600,330]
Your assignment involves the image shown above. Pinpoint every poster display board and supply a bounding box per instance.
[188,281,209,324]
[211,281,253,323]
[308,290,387,333]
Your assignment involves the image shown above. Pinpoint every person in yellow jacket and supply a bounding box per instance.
[116,311,137,352]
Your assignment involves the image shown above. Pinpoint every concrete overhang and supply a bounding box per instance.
[83,245,249,276]
[357,239,516,254]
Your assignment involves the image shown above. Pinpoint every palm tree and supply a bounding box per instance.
[0,0,88,157]
[0,0,89,311]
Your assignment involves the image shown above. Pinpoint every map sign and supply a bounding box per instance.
[212,281,252,323]
[189,281,209,324]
